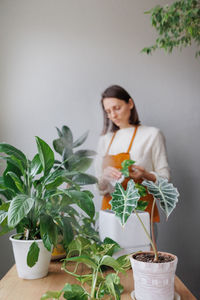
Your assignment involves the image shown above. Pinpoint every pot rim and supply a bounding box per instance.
[9,233,43,243]
[130,251,178,264]
[100,209,149,214]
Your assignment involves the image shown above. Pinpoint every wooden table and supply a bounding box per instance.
[0,261,197,300]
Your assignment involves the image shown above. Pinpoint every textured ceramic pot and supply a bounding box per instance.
[99,210,151,256]
[130,251,178,300]
[10,235,52,279]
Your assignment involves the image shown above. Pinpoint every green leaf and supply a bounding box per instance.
[0,202,10,212]
[68,190,95,219]
[0,211,7,224]
[8,195,34,227]
[62,126,73,146]
[121,159,135,178]
[40,215,58,247]
[110,180,140,226]
[7,172,24,193]
[27,241,40,267]
[136,200,148,211]
[116,255,131,271]
[3,162,22,193]
[41,290,62,300]
[45,176,65,190]
[100,255,123,272]
[30,154,42,177]
[73,131,89,148]
[105,273,121,300]
[53,125,73,156]
[121,159,135,169]
[0,155,24,176]
[62,283,87,300]
[0,143,27,168]
[72,173,98,185]
[46,169,76,183]
[53,138,66,155]
[62,147,73,168]
[103,238,121,256]
[65,255,98,269]
[35,137,54,176]
[135,183,147,197]
[62,216,74,247]
[142,177,179,219]
[68,238,82,256]
[42,233,52,252]
[74,149,96,157]
[69,157,93,172]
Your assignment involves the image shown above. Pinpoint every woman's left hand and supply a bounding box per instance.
[129,165,156,182]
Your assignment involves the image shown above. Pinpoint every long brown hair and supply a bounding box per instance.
[101,85,140,135]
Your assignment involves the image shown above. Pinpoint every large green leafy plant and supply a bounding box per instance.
[53,125,97,186]
[142,0,200,57]
[41,237,131,300]
[0,136,96,267]
[110,160,179,261]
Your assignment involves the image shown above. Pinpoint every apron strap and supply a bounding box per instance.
[105,125,139,156]
[127,125,139,153]
[105,131,117,155]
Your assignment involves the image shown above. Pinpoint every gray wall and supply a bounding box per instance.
[0,0,199,297]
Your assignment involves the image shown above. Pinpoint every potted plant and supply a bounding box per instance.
[110,161,179,300]
[0,134,96,279]
[41,236,131,300]
[99,160,151,256]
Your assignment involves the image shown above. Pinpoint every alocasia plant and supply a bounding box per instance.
[110,159,179,261]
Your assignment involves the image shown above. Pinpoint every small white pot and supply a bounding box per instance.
[130,251,178,300]
[9,235,52,279]
[99,210,150,256]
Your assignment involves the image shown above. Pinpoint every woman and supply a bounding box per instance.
[95,85,170,223]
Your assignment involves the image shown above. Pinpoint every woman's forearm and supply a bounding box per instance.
[129,165,156,182]
[142,170,156,182]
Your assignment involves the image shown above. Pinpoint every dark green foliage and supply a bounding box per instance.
[53,125,97,186]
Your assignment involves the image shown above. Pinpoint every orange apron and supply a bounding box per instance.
[101,126,160,223]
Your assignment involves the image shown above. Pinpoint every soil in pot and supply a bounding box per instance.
[133,252,174,263]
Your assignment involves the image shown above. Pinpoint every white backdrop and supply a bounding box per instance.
[0,0,199,297]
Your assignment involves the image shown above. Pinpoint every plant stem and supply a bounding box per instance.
[134,210,158,261]
[91,269,98,299]
[150,198,158,261]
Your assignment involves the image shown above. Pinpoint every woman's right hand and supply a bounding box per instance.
[102,166,122,181]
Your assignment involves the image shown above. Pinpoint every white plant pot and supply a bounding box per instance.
[130,252,178,300]
[99,210,151,256]
[9,235,52,279]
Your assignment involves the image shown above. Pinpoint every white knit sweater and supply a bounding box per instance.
[95,125,170,194]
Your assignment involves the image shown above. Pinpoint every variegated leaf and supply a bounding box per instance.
[142,177,179,219]
[110,180,140,226]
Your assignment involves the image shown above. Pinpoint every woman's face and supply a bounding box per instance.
[103,97,134,129]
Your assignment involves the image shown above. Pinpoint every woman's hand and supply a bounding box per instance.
[103,166,122,181]
[129,165,156,182]
[98,166,122,193]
